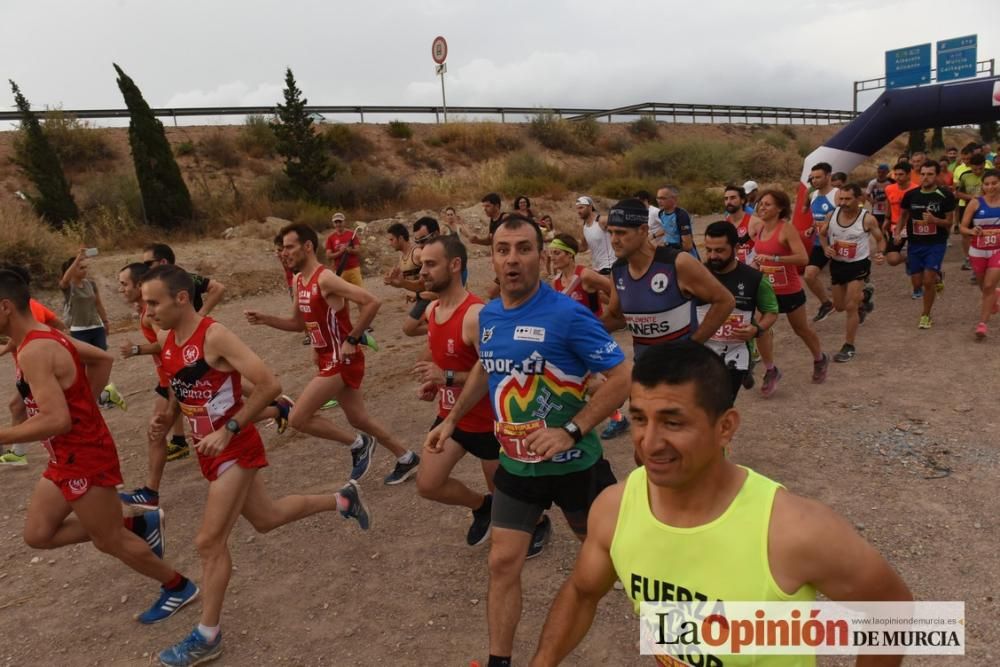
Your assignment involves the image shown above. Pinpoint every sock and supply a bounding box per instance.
[335,494,350,512]
[197,623,220,642]
[487,656,512,667]
[765,363,775,371]
[170,435,186,448]
[164,573,187,591]
[611,409,623,422]
[350,434,364,451]
[398,450,415,464]
[12,443,25,456]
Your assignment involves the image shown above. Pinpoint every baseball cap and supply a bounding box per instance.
[575,196,595,209]
[332,212,346,223]
[877,163,890,170]
[742,180,759,194]
[607,198,648,228]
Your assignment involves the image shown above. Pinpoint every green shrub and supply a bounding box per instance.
[677,186,721,215]
[426,123,522,160]
[592,177,658,199]
[629,115,659,141]
[321,165,407,209]
[239,114,277,158]
[598,133,632,154]
[387,120,413,139]
[761,131,789,150]
[625,138,733,182]
[35,109,115,167]
[200,131,243,168]
[734,143,800,181]
[78,170,144,221]
[500,150,565,196]
[174,140,195,156]
[397,143,444,171]
[324,124,374,161]
[529,112,595,154]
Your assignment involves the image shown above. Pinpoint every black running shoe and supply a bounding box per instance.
[384,452,420,486]
[813,301,835,322]
[833,343,856,363]
[467,494,492,546]
[349,433,377,482]
[337,480,370,530]
[526,514,552,559]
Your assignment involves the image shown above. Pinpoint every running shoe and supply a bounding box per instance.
[321,399,339,410]
[158,627,222,666]
[0,451,27,466]
[974,322,987,339]
[741,369,756,390]
[862,282,875,312]
[936,272,945,293]
[362,331,379,352]
[911,288,924,299]
[136,508,166,558]
[384,453,420,486]
[119,486,159,511]
[166,441,191,462]
[600,416,630,440]
[467,494,492,547]
[833,344,856,363]
[918,315,933,329]
[336,480,370,530]
[273,395,293,434]
[812,301,835,323]
[961,258,971,271]
[349,433,377,482]
[858,305,868,325]
[760,367,782,398]
[101,383,127,411]
[137,579,199,625]
[526,514,552,559]
[811,353,830,384]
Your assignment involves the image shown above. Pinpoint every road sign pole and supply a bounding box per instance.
[431,36,449,124]
[439,65,448,123]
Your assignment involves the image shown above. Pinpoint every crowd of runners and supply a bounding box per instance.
[0,138,995,666]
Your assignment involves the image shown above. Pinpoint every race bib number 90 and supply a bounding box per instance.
[913,221,937,236]
[495,419,546,463]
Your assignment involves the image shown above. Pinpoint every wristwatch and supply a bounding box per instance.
[445,370,455,387]
[346,334,361,345]
[131,344,140,356]
[225,419,241,435]
[561,420,583,444]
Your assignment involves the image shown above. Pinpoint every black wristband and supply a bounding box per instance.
[346,335,360,345]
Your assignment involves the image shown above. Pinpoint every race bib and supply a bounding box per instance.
[833,240,858,259]
[975,228,1000,250]
[439,385,461,412]
[711,314,747,343]
[305,321,327,348]
[760,264,788,288]
[495,419,546,463]
[180,403,215,441]
[913,221,937,236]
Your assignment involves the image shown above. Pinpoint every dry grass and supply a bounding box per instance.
[425,122,523,160]
[0,201,76,286]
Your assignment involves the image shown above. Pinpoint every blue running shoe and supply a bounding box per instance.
[138,579,199,625]
[158,627,222,666]
[349,433,377,482]
[119,486,159,511]
[337,480,371,530]
[137,508,165,558]
[600,416,630,440]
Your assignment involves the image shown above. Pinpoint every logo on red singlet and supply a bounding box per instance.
[182,345,199,366]
[312,284,319,295]
[68,478,89,495]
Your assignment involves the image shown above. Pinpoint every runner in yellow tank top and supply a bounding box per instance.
[529,342,911,667]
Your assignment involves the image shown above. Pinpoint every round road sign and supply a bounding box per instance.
[432,36,448,65]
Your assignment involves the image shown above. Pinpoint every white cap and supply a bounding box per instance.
[742,180,759,194]
[575,196,595,208]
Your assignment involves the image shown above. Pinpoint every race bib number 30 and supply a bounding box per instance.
[976,228,1000,250]
[495,419,546,463]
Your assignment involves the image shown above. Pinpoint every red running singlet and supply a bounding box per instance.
[295,265,365,385]
[753,221,803,295]
[553,265,603,317]
[427,293,493,432]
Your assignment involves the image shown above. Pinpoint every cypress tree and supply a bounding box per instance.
[271,68,334,200]
[9,80,79,228]
[113,63,192,227]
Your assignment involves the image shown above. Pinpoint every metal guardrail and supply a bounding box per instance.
[0,101,857,126]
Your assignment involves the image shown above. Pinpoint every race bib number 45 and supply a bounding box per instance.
[495,419,546,463]
[833,240,858,259]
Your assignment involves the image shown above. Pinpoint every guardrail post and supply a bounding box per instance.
[501,110,505,123]
[435,109,440,123]
[359,109,365,123]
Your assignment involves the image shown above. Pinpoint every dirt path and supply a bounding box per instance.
[0,228,997,666]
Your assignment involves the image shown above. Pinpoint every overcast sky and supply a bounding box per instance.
[2,0,998,119]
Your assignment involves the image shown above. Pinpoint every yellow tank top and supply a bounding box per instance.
[610,466,816,666]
